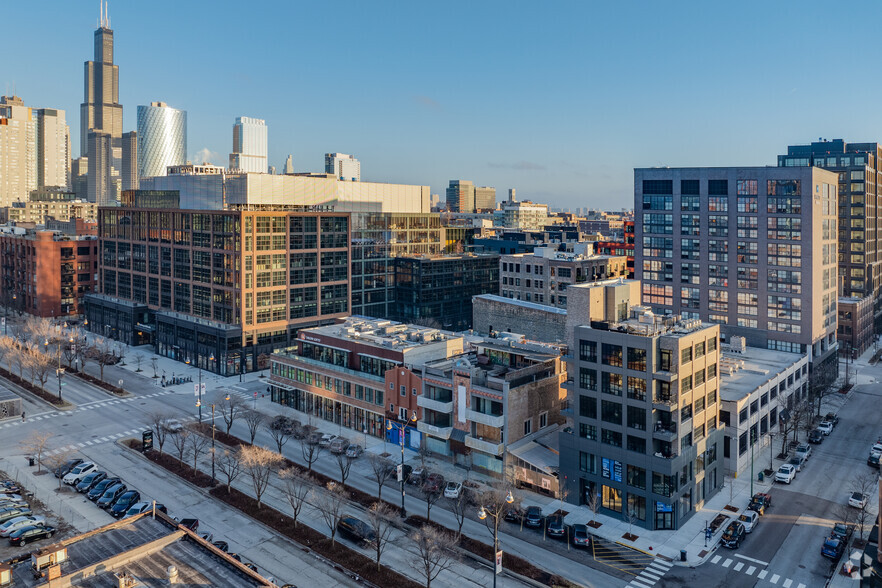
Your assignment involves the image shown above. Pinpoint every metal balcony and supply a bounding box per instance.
[465,435,505,455]
[652,422,677,442]
[416,395,453,413]
[417,421,453,439]
[466,409,505,428]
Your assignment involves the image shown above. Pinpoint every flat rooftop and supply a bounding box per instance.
[473,294,568,315]
[302,315,461,349]
[719,346,806,403]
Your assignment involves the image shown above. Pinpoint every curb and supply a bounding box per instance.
[0,373,75,411]
[69,371,134,399]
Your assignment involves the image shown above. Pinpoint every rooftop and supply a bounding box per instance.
[301,316,461,350]
[719,345,807,403]
[473,294,568,315]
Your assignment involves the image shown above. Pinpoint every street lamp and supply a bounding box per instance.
[387,411,418,519]
[189,354,214,423]
[210,398,224,486]
[478,489,514,588]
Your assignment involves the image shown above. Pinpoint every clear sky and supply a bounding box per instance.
[5,1,880,210]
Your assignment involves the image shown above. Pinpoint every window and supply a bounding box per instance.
[694,397,705,415]
[579,452,596,474]
[627,406,646,430]
[627,377,647,401]
[524,419,532,435]
[579,395,597,419]
[681,403,693,421]
[627,494,647,521]
[602,400,622,424]
[540,412,548,428]
[412,387,417,396]
[400,385,406,397]
[694,369,705,387]
[627,465,647,490]
[399,407,407,420]
[579,368,598,391]
[602,344,623,367]
[653,473,675,497]
[739,407,748,423]
[627,435,646,454]
[681,347,692,364]
[601,429,622,447]
[681,375,692,392]
[579,340,597,362]
[602,372,623,396]
[579,423,597,441]
[602,485,622,513]
[627,347,647,371]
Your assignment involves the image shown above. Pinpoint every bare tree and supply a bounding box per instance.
[300,436,324,472]
[78,343,93,376]
[133,353,145,373]
[313,481,347,545]
[146,412,174,455]
[150,357,159,378]
[336,452,354,486]
[367,454,394,499]
[8,343,26,380]
[425,482,444,522]
[217,393,246,434]
[281,467,313,528]
[367,502,397,570]
[170,428,191,465]
[778,398,808,455]
[242,409,266,445]
[0,335,13,368]
[20,431,53,473]
[409,525,458,588]
[94,340,114,383]
[239,445,284,508]
[216,448,242,494]
[44,448,75,489]
[188,431,211,474]
[22,316,54,346]
[587,484,601,526]
[851,471,878,540]
[623,504,638,540]
[27,346,54,393]
[62,334,78,369]
[445,484,470,540]
[267,415,295,453]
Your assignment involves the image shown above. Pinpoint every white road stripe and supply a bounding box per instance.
[628,578,655,588]
[76,442,85,448]
[85,441,93,446]
[797,584,806,588]
[746,566,756,575]
[770,574,780,584]
[99,437,110,442]
[734,553,769,566]
[650,559,672,570]
[783,580,792,588]
[639,569,661,581]
[722,559,733,568]
[733,562,744,571]
[711,555,722,564]
[758,570,768,579]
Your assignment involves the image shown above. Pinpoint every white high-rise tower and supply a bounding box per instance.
[229,116,267,173]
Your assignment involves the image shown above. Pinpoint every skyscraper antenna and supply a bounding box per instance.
[106,2,110,28]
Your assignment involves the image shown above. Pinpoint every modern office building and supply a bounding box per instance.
[502,200,549,229]
[391,253,500,330]
[283,154,294,174]
[0,220,98,318]
[81,6,124,206]
[594,220,635,278]
[500,243,628,308]
[0,96,36,208]
[634,166,839,385]
[137,101,187,179]
[34,107,71,189]
[446,180,496,213]
[85,196,351,373]
[121,130,138,191]
[778,139,882,348]
[325,153,361,181]
[7,188,97,224]
[229,116,267,173]
[559,279,724,530]
[71,157,89,201]
[269,316,465,440]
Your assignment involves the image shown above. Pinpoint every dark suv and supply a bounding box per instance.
[87,477,120,501]
[337,516,376,548]
[97,483,127,509]
[109,490,141,518]
[76,471,107,493]
[524,506,544,528]
[546,514,565,538]
[721,521,746,548]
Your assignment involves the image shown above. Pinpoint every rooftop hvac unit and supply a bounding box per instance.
[729,336,747,353]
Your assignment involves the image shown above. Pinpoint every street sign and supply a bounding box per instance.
[396,464,403,482]
[118,379,123,387]
[495,550,503,574]
[201,383,206,395]
[253,391,258,398]
[194,383,199,396]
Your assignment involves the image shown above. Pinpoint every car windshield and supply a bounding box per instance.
[852,492,863,500]
[778,466,789,473]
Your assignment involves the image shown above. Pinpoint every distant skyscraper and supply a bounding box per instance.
[34,108,71,189]
[508,188,517,202]
[0,95,36,207]
[122,131,138,190]
[324,153,361,181]
[137,102,186,179]
[283,154,294,175]
[446,180,495,212]
[81,1,123,205]
[229,116,267,173]
[474,185,496,211]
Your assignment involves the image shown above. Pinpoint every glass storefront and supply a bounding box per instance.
[271,384,385,438]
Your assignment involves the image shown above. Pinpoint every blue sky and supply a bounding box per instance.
[4,1,879,209]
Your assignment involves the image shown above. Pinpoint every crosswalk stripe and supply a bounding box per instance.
[770,574,780,584]
[758,570,768,579]
[77,442,85,448]
[733,562,744,571]
[722,559,733,568]
[629,578,655,588]
[651,560,672,569]
[711,555,721,564]
[85,441,93,446]
[797,584,806,588]
[783,580,792,588]
[746,566,756,575]
[639,570,661,581]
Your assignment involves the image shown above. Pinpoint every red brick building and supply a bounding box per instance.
[0,221,98,318]
[594,219,635,278]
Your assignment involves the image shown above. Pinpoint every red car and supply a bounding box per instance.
[423,473,445,494]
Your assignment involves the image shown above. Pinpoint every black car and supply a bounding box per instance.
[825,413,840,427]
[97,483,127,509]
[337,516,377,548]
[87,477,120,501]
[109,491,141,518]
[76,471,107,493]
[503,506,523,523]
[524,506,544,528]
[213,540,229,552]
[831,522,855,543]
[572,523,591,547]
[9,524,55,547]
[54,458,83,479]
[721,521,746,548]
[546,514,565,538]
[808,429,824,444]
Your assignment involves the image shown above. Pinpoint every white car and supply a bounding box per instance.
[775,464,796,484]
[443,481,463,499]
[123,501,152,519]
[795,443,812,461]
[63,461,96,485]
[849,492,868,509]
[871,443,882,455]
[165,419,184,433]
[738,510,759,533]
[0,515,45,537]
[818,421,833,436]
[318,434,338,448]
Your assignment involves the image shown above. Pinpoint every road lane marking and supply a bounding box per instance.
[722,559,733,568]
[797,584,805,588]
[770,574,780,584]
[638,569,661,581]
[734,554,769,565]
[733,562,744,571]
[77,443,85,448]
[758,570,768,579]
[746,566,756,575]
[711,555,721,564]
[629,578,654,588]
[648,562,671,573]
[783,580,792,588]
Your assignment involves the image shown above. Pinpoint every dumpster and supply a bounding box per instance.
[28,457,35,467]
[758,472,764,482]
[680,549,686,562]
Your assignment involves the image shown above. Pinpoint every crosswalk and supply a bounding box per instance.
[708,553,806,587]
[624,557,673,587]
[44,415,199,456]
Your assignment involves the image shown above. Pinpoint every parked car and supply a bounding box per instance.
[795,444,812,461]
[572,523,591,547]
[788,455,806,472]
[721,521,746,548]
[337,516,377,548]
[849,492,867,509]
[8,524,55,547]
[76,471,107,493]
[212,540,229,552]
[178,518,199,532]
[123,502,152,519]
[87,477,120,501]
[808,430,824,444]
[63,461,97,486]
[306,431,323,445]
[776,464,796,484]
[831,522,855,543]
[524,506,544,528]
[749,493,772,515]
[345,444,364,459]
[822,536,845,559]
[546,514,566,538]
[97,483,127,509]
[53,458,83,478]
[0,516,45,537]
[871,443,882,455]
[329,437,350,455]
[318,434,338,448]
[110,491,141,518]
[869,452,881,468]
[444,481,463,499]
[0,496,28,510]
[165,419,184,433]
[738,510,759,533]
[503,506,523,523]
[825,413,840,427]
[407,467,426,486]
[423,473,445,494]
[818,421,834,436]
[0,508,32,525]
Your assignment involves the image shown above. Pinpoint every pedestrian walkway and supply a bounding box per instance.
[0,391,179,430]
[44,416,200,456]
[624,557,673,588]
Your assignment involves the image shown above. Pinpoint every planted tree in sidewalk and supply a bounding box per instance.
[62,336,77,369]
[299,436,324,472]
[366,501,397,570]
[170,428,190,465]
[20,431,53,473]
[188,431,211,474]
[852,471,877,541]
[313,481,347,546]
[425,483,443,522]
[133,353,144,373]
[44,448,75,489]
[587,484,601,526]
[409,524,458,588]
[281,467,313,528]
[622,504,638,540]
[242,409,266,444]
[7,342,26,380]
[445,483,469,540]
[0,335,13,371]
[367,454,394,499]
[335,452,353,486]
[22,316,54,345]
[238,444,284,509]
[150,357,159,378]
[146,411,173,455]
[267,415,295,453]
[94,340,114,383]
[27,346,54,393]
[216,448,242,494]
[78,343,94,376]
[217,393,245,434]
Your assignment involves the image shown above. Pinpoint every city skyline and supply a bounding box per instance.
[5,1,882,209]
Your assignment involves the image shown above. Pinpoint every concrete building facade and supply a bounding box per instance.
[34,107,70,190]
[324,152,361,181]
[502,200,549,229]
[229,116,267,173]
[446,180,496,213]
[0,96,36,208]
[8,188,97,224]
[472,294,568,344]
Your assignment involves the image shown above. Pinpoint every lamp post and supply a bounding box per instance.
[478,489,514,588]
[387,411,418,519]
[210,397,225,486]
[189,354,214,423]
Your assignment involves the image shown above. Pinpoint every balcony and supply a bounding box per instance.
[417,421,453,439]
[417,395,453,413]
[467,409,505,428]
[562,378,574,390]
[655,370,679,383]
[465,435,505,455]
[652,422,677,442]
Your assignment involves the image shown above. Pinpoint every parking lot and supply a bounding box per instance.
[0,470,75,561]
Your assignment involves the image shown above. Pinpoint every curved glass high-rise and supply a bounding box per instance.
[137,102,187,179]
